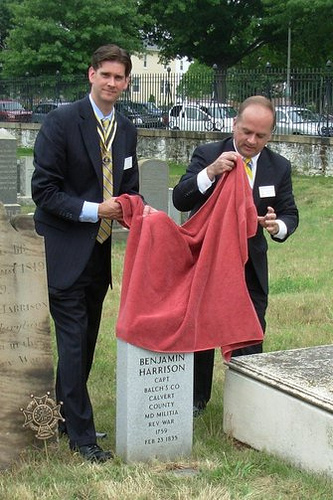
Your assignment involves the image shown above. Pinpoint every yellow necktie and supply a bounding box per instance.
[96,114,117,244]
[244,157,253,181]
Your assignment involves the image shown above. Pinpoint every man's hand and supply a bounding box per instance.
[258,206,279,235]
[206,152,239,180]
[98,198,123,222]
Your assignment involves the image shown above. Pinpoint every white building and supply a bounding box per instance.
[129,45,192,106]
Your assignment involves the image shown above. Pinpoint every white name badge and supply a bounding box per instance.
[259,185,276,198]
[124,156,133,170]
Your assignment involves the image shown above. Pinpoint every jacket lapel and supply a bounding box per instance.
[253,148,275,206]
[112,112,127,195]
[78,97,103,188]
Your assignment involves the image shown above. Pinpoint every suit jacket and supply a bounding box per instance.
[32,95,139,290]
[172,137,299,295]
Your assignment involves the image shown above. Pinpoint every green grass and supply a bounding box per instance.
[2,173,333,499]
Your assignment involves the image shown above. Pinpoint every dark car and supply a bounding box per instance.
[128,101,165,128]
[31,101,71,123]
[114,101,144,127]
[0,100,32,122]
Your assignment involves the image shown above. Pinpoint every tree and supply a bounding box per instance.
[139,0,277,71]
[2,0,145,77]
[0,0,13,50]
[252,0,333,68]
[139,0,333,71]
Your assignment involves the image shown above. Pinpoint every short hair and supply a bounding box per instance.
[91,44,132,77]
[238,95,276,129]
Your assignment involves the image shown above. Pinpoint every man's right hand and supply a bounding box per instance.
[206,152,239,180]
[98,198,123,222]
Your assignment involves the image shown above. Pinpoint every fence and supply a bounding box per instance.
[0,66,332,136]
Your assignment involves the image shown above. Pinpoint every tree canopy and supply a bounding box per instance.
[138,0,333,70]
[1,0,332,78]
[2,0,145,77]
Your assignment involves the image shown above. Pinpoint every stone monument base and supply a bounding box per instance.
[223,345,333,477]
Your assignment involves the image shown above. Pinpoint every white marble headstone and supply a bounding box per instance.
[116,339,193,462]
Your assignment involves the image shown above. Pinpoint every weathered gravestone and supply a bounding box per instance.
[0,205,54,470]
[138,158,169,213]
[116,339,193,462]
[223,345,333,477]
[18,156,35,201]
[113,158,170,241]
[0,128,20,216]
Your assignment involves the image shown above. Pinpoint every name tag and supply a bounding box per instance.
[124,156,132,170]
[259,185,275,198]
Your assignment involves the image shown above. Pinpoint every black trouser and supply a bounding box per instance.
[49,239,111,447]
[193,260,267,407]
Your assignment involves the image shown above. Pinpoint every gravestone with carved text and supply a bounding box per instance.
[0,128,20,216]
[116,339,193,462]
[0,204,54,470]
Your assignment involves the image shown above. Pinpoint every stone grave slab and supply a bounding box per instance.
[0,128,20,215]
[223,345,333,477]
[138,158,169,213]
[0,206,54,470]
[18,156,35,199]
[116,339,193,462]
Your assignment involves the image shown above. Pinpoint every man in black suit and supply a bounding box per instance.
[173,96,299,415]
[32,45,140,462]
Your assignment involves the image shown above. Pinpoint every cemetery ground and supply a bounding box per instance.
[1,169,333,499]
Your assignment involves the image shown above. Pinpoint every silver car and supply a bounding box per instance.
[274,106,325,136]
[200,104,237,132]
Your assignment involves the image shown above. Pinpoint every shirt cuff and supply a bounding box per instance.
[197,168,215,194]
[274,219,287,240]
[79,201,99,222]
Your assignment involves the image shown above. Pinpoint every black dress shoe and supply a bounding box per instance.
[73,444,113,463]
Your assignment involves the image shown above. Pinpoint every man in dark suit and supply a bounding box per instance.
[32,45,140,462]
[173,96,299,415]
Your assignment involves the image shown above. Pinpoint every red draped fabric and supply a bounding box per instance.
[116,158,263,361]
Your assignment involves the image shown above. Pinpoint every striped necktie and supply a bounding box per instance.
[96,113,117,243]
[244,157,253,181]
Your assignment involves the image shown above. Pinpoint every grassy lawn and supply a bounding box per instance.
[3,167,333,498]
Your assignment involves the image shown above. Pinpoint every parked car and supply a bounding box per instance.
[0,100,32,122]
[199,103,237,132]
[114,101,144,127]
[128,101,165,128]
[274,106,330,136]
[168,103,214,131]
[141,102,164,117]
[31,101,71,123]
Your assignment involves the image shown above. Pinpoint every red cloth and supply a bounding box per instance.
[116,158,264,361]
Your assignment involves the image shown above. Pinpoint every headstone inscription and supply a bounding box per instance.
[116,339,193,462]
[0,128,20,216]
[0,205,54,470]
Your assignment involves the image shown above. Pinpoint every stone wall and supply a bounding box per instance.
[2,122,333,176]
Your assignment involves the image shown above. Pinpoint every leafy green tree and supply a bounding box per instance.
[139,0,333,71]
[0,0,14,50]
[253,0,333,68]
[176,61,214,100]
[139,0,276,71]
[2,0,145,77]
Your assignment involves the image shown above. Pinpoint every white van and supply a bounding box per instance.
[168,103,213,131]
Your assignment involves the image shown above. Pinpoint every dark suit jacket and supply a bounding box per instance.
[32,96,139,290]
[173,137,299,295]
